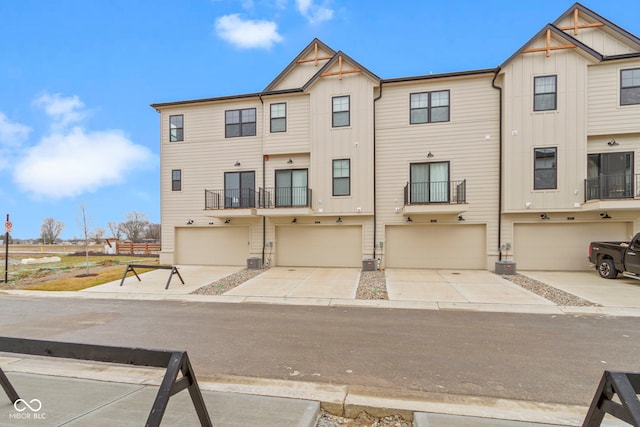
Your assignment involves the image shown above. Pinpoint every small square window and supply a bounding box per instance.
[332,96,350,127]
[170,115,183,142]
[534,75,557,111]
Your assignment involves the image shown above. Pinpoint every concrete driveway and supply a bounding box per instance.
[385,269,554,306]
[224,267,360,299]
[520,270,640,308]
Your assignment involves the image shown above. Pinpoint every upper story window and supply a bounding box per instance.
[410,162,450,203]
[332,96,350,127]
[270,103,286,133]
[275,169,308,207]
[171,169,182,191]
[410,90,450,124]
[332,159,350,196]
[534,75,557,111]
[224,171,256,208]
[225,108,256,138]
[170,115,183,142]
[534,147,557,190]
[621,68,640,106]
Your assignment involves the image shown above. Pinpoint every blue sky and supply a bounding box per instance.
[1,0,638,240]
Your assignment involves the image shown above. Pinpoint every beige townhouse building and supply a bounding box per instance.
[152,3,640,272]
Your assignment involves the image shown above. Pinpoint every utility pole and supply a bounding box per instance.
[4,214,10,284]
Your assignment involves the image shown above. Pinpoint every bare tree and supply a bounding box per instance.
[145,223,161,241]
[79,205,91,275]
[40,218,65,244]
[107,221,122,240]
[119,211,149,243]
[92,227,105,243]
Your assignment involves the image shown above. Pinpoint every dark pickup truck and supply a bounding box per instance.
[589,233,640,279]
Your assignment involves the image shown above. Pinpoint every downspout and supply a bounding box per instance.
[372,82,383,260]
[259,94,266,265]
[491,68,503,261]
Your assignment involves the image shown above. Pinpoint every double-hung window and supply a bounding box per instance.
[621,68,640,106]
[332,96,350,127]
[332,159,350,196]
[410,90,450,124]
[170,115,183,142]
[410,162,449,203]
[224,171,255,208]
[275,169,308,207]
[534,147,557,190]
[270,103,286,132]
[171,169,181,191]
[534,75,557,111]
[225,108,256,138]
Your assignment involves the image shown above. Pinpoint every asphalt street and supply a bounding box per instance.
[0,295,638,407]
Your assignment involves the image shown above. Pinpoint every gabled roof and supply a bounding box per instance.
[263,38,336,92]
[302,50,380,91]
[553,2,640,48]
[500,23,603,69]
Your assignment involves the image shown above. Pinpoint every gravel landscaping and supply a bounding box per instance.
[503,273,599,306]
[190,268,266,295]
[316,410,411,427]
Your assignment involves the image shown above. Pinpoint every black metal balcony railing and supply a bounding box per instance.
[403,179,466,205]
[205,188,258,209]
[584,174,639,202]
[260,187,312,208]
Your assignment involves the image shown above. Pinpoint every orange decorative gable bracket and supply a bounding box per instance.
[558,8,604,35]
[320,55,363,80]
[296,42,333,66]
[523,28,577,57]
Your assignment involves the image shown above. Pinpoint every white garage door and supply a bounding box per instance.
[175,227,249,265]
[385,225,486,269]
[514,222,632,270]
[276,225,362,267]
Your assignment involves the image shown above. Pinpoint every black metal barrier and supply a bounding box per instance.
[120,264,185,290]
[583,370,640,426]
[0,336,212,427]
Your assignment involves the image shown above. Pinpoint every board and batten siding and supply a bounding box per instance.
[501,47,592,213]
[587,60,640,135]
[375,74,500,267]
[555,16,640,57]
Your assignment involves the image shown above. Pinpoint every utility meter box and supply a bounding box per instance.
[247,257,262,270]
[362,258,377,271]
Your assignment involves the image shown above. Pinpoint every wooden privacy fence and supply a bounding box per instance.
[106,239,161,255]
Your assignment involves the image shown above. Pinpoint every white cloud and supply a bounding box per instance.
[13,93,154,199]
[215,14,283,49]
[295,0,333,23]
[34,93,86,130]
[14,127,153,199]
[0,113,31,170]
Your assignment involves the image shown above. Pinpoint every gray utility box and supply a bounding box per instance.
[247,257,262,270]
[362,258,377,271]
[495,260,516,275]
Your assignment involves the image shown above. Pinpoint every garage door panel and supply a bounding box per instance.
[386,225,486,269]
[514,222,631,271]
[276,226,361,267]
[175,227,249,265]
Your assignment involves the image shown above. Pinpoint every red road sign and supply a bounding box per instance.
[4,221,12,233]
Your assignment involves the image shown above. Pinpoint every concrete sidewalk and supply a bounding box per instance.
[0,355,613,427]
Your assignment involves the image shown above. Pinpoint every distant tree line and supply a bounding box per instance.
[39,211,160,244]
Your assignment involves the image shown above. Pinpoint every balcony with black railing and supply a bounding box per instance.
[204,188,258,216]
[402,179,468,214]
[257,186,313,216]
[584,174,639,202]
